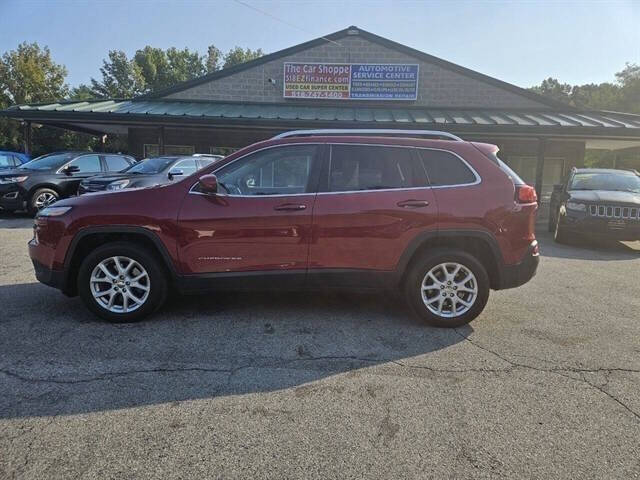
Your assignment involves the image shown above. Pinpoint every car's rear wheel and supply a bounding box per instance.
[29,188,59,215]
[404,249,490,328]
[77,242,168,323]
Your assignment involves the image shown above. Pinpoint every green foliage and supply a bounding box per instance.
[531,65,640,169]
[0,42,68,107]
[90,50,145,98]
[222,47,264,69]
[206,45,222,73]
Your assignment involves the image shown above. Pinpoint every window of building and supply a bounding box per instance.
[506,155,565,203]
[328,145,421,192]
[419,149,477,186]
[67,155,101,173]
[143,144,195,158]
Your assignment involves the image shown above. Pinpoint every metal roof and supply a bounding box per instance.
[3,99,640,138]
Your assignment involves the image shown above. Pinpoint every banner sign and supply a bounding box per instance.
[283,63,419,100]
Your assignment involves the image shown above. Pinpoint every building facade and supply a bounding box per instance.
[3,26,640,217]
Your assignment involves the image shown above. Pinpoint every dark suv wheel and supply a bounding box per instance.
[77,242,168,323]
[404,249,490,328]
[29,187,59,215]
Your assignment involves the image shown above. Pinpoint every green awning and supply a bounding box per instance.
[3,99,640,138]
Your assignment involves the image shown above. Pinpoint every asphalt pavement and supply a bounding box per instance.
[1,212,639,479]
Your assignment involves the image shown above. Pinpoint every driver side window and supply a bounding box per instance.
[215,145,318,196]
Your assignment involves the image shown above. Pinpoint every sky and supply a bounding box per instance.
[0,0,638,89]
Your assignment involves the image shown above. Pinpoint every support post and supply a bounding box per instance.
[158,126,165,156]
[534,137,546,204]
[98,134,107,152]
[23,121,32,156]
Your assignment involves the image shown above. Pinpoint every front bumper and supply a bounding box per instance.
[498,240,539,290]
[0,183,26,210]
[31,258,65,290]
[560,211,640,241]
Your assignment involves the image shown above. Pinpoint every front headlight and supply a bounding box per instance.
[0,176,28,184]
[566,201,587,212]
[106,179,130,191]
[37,206,72,217]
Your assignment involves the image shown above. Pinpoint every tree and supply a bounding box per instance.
[222,46,264,69]
[206,45,222,72]
[69,84,95,101]
[0,42,70,152]
[131,46,205,93]
[90,50,145,98]
[0,42,68,107]
[529,78,572,104]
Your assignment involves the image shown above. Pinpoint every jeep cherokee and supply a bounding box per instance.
[28,129,539,327]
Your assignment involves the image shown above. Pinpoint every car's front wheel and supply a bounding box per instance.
[29,188,59,215]
[404,249,490,328]
[77,242,168,322]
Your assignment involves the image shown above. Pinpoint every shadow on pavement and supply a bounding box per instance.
[0,282,469,419]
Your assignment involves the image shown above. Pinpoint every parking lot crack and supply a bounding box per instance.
[452,330,640,422]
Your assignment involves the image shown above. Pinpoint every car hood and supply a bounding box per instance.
[569,190,640,205]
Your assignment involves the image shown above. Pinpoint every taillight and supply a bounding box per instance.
[516,184,537,204]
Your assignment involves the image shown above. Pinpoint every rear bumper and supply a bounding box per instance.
[497,240,539,290]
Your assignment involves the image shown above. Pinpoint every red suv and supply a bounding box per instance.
[28,129,539,327]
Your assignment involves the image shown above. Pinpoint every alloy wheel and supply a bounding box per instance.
[90,256,151,313]
[421,262,478,318]
[34,192,57,209]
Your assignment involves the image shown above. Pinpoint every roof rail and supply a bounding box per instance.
[272,129,463,141]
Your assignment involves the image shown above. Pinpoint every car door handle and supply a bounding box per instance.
[397,199,430,208]
[274,203,307,211]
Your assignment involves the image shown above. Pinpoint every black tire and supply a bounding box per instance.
[28,187,59,215]
[553,214,572,244]
[77,242,168,323]
[404,249,490,328]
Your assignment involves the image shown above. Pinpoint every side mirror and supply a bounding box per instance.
[63,165,80,175]
[199,174,218,194]
[168,168,183,179]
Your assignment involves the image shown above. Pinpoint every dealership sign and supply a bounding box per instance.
[283,63,419,100]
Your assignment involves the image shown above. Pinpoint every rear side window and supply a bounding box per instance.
[105,155,132,172]
[172,159,199,176]
[329,145,423,192]
[68,155,101,173]
[419,149,477,186]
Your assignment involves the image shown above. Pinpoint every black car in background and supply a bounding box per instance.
[0,152,135,214]
[549,168,640,243]
[78,156,218,194]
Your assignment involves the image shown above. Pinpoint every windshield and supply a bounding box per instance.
[570,172,640,193]
[124,157,175,174]
[18,153,76,171]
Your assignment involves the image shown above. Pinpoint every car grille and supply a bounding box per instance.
[589,204,640,220]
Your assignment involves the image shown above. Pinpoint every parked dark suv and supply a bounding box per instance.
[28,129,539,327]
[549,168,640,243]
[78,155,218,194]
[0,151,135,214]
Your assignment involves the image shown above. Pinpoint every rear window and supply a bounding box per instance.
[328,145,423,192]
[105,155,133,172]
[419,149,477,186]
[486,151,526,186]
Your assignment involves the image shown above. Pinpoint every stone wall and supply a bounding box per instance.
[165,35,546,109]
